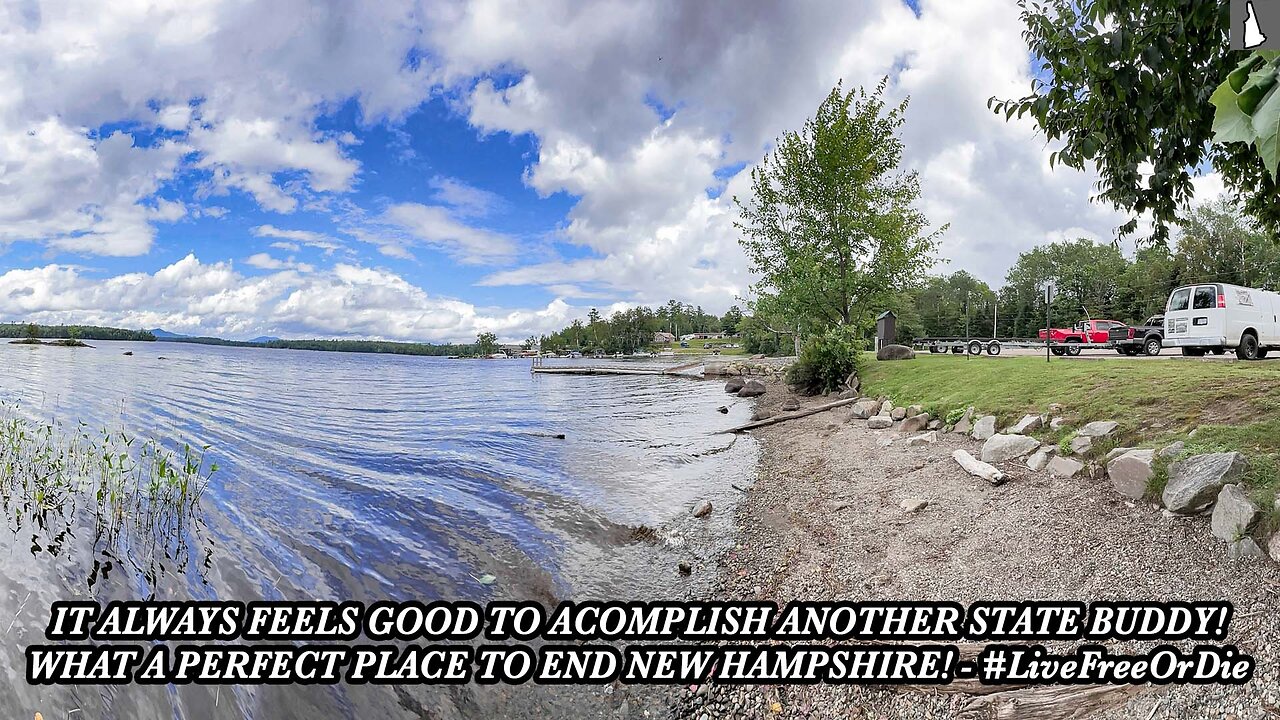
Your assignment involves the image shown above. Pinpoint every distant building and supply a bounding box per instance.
[680,332,728,341]
[653,331,676,343]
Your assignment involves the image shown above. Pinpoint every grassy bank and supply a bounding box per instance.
[861,354,1280,515]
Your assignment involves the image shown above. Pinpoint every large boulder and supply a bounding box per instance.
[737,380,767,398]
[849,400,882,419]
[899,413,930,434]
[1007,414,1043,435]
[1107,449,1155,500]
[1162,452,1249,514]
[876,344,916,361]
[1229,538,1266,560]
[1048,456,1085,478]
[724,377,746,393]
[1026,448,1052,472]
[981,434,1042,463]
[867,416,894,430]
[1104,446,1138,463]
[1210,485,1260,542]
[1070,435,1096,456]
[971,415,997,441]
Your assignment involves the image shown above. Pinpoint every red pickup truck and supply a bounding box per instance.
[1038,319,1127,355]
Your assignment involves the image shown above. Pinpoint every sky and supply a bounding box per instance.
[0,0,1222,343]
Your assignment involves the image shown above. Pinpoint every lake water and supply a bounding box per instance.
[0,341,758,718]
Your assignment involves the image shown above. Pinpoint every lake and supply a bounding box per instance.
[0,341,758,718]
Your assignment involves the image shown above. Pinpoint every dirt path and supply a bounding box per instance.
[676,393,1280,719]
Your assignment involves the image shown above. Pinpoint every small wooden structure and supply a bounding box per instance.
[875,310,897,350]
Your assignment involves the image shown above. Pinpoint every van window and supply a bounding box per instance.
[1169,288,1191,312]
[1192,286,1216,310]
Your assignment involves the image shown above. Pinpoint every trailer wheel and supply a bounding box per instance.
[929,344,943,354]
[967,340,983,356]
[1144,338,1162,356]
[986,341,1001,356]
[1064,339,1082,356]
[951,345,965,354]
[1051,348,1066,356]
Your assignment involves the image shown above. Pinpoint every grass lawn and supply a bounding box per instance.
[861,354,1280,519]
[664,337,748,355]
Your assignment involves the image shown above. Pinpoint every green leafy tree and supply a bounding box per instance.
[991,0,1280,242]
[474,332,498,356]
[734,79,944,341]
[720,305,744,334]
[24,323,38,341]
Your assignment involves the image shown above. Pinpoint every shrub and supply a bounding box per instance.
[786,325,866,395]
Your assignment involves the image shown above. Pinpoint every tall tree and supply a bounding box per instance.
[991,0,1280,243]
[734,79,944,340]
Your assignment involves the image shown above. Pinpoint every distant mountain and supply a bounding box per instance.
[149,328,189,339]
[247,336,281,344]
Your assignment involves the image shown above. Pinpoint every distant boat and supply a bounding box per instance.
[658,350,676,357]
[488,352,509,359]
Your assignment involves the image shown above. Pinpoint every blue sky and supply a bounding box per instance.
[0,0,1154,343]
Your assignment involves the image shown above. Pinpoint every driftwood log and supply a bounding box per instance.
[716,397,861,434]
[955,683,1145,720]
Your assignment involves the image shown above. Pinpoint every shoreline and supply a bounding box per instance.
[673,380,1280,719]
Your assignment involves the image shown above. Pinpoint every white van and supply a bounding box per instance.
[1163,282,1280,360]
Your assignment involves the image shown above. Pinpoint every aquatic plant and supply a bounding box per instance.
[0,406,217,590]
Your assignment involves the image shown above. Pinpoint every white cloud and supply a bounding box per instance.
[382,202,519,265]
[251,225,343,254]
[0,255,575,343]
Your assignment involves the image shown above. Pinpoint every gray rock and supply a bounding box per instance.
[691,500,713,518]
[952,407,975,435]
[981,434,1042,463]
[1158,441,1186,460]
[1048,403,1064,414]
[837,389,860,400]
[867,416,894,430]
[780,399,800,412]
[1267,532,1280,563]
[1026,449,1051,472]
[1049,417,1066,430]
[1048,456,1085,478]
[953,449,1005,485]
[899,413,930,434]
[1107,449,1155,500]
[906,404,923,417]
[849,400,882,419]
[1228,538,1266,560]
[907,431,939,446]
[677,561,692,575]
[890,406,907,421]
[927,419,941,431]
[1162,452,1249,514]
[1210,484,1260,542]
[1104,446,1137,463]
[737,380,767,398]
[876,344,916,361]
[724,377,746,393]
[971,415,997,441]
[1007,414,1043,435]
[1078,420,1119,438]
[900,498,929,513]
[878,399,895,417]
[1070,435,1095,456]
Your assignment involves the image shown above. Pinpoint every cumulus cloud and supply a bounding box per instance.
[251,225,344,254]
[0,255,575,343]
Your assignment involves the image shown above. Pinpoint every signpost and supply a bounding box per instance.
[1044,281,1055,363]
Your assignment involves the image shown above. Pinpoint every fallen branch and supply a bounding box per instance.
[953,449,1006,485]
[955,683,1145,720]
[716,397,862,434]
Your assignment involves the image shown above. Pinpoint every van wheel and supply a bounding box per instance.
[1144,338,1162,356]
[1236,333,1261,361]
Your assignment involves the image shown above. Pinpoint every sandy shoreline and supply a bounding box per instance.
[672,383,1280,720]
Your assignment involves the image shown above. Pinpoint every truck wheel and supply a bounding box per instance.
[1236,333,1260,361]
[1144,338,1162,356]
[986,341,1001,356]
[967,340,983,356]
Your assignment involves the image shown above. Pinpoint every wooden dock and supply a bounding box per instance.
[530,357,705,376]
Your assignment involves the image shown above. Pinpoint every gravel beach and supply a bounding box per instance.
[673,386,1280,720]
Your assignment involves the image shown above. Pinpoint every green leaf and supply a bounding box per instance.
[1238,85,1269,115]
[1258,133,1280,180]
[1254,87,1280,180]
[1211,82,1254,144]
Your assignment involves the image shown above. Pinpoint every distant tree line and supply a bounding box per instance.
[0,324,156,341]
[158,335,474,356]
[893,198,1280,341]
[539,301,747,355]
